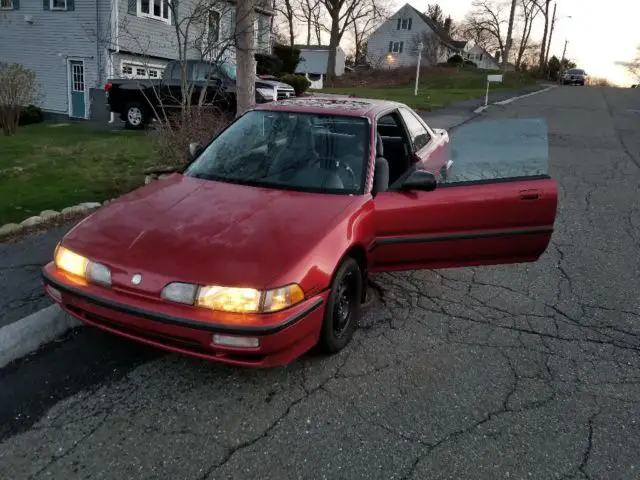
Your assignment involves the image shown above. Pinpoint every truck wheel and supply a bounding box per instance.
[124,102,146,130]
[318,258,362,353]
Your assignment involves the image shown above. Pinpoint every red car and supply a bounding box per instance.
[42,97,557,368]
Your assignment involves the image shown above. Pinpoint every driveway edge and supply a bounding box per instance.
[0,304,82,369]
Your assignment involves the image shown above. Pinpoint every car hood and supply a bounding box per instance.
[62,175,357,291]
[256,79,295,90]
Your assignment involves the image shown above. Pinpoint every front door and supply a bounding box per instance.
[371,178,557,271]
[69,60,86,118]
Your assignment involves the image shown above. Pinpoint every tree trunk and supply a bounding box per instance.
[502,0,517,72]
[236,0,256,116]
[545,1,556,65]
[326,12,340,81]
[538,0,550,70]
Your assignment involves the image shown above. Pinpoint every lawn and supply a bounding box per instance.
[0,123,153,225]
[320,68,539,110]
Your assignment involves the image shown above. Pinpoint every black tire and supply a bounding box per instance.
[318,257,362,353]
[124,102,147,130]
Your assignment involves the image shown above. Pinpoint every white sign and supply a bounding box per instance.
[487,74,503,83]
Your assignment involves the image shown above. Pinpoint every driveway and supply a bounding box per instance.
[1,86,639,480]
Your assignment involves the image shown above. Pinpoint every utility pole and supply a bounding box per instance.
[559,39,568,81]
[545,2,557,66]
[502,0,517,73]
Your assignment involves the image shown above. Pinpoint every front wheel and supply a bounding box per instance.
[318,258,362,353]
[124,102,147,130]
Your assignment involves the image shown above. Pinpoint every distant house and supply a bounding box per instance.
[465,45,500,70]
[365,3,467,68]
[294,45,346,89]
[0,0,273,121]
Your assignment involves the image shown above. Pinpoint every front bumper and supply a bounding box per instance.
[42,263,327,368]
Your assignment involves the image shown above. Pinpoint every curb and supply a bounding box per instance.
[493,85,557,106]
[0,304,82,369]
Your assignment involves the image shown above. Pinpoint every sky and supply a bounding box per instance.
[403,0,639,85]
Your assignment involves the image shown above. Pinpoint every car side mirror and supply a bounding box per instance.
[189,142,203,160]
[400,170,437,192]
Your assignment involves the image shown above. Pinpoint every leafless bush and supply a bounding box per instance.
[0,63,41,136]
[146,109,232,172]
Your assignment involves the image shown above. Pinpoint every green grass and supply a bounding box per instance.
[0,123,153,225]
[320,69,539,110]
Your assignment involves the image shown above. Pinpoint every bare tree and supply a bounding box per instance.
[295,0,326,45]
[348,0,389,65]
[236,0,256,115]
[616,46,640,82]
[515,0,540,69]
[324,0,378,78]
[410,31,442,65]
[462,0,509,60]
[426,4,445,27]
[544,1,556,65]
[274,0,297,45]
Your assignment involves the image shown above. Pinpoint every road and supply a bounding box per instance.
[1,86,639,479]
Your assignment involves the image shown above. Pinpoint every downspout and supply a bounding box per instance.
[108,0,120,123]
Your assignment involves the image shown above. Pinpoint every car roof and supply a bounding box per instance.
[252,95,404,118]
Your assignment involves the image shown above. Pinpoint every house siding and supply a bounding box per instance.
[366,4,432,68]
[0,1,100,115]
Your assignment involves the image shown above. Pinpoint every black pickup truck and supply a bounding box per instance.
[105,60,296,129]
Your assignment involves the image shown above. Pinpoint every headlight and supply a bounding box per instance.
[256,87,275,100]
[54,245,112,286]
[161,282,305,313]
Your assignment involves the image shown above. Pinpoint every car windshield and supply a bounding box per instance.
[184,111,369,194]
[567,69,584,75]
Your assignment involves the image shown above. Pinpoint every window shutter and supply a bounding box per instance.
[43,0,49,10]
[396,18,401,30]
[399,42,403,53]
[388,41,393,53]
[408,18,412,30]
[14,0,20,9]
[127,0,136,15]
[67,0,74,10]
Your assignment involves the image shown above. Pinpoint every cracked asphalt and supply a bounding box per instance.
[1,86,639,479]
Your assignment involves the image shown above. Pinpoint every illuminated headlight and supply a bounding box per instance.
[256,87,275,100]
[161,282,305,313]
[54,245,112,286]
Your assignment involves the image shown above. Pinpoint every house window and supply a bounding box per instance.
[388,41,404,54]
[396,18,412,30]
[0,0,13,10]
[122,65,133,76]
[136,67,146,76]
[122,63,164,79]
[51,0,68,10]
[138,0,170,23]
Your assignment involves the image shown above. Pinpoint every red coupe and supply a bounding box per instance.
[42,97,557,367]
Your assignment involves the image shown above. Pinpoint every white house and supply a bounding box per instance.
[365,3,467,69]
[465,45,500,70]
[293,45,346,88]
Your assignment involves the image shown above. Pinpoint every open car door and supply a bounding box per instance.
[371,118,558,271]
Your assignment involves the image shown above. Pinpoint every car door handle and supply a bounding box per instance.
[520,189,540,200]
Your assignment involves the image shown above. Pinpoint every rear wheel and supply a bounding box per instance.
[124,102,147,130]
[318,258,362,353]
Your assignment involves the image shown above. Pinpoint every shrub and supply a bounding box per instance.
[255,53,283,76]
[272,45,302,74]
[0,62,42,136]
[146,108,231,172]
[463,60,477,69]
[19,105,44,126]
[446,55,464,65]
[280,74,311,95]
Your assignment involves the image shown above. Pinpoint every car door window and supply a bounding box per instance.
[399,107,431,151]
